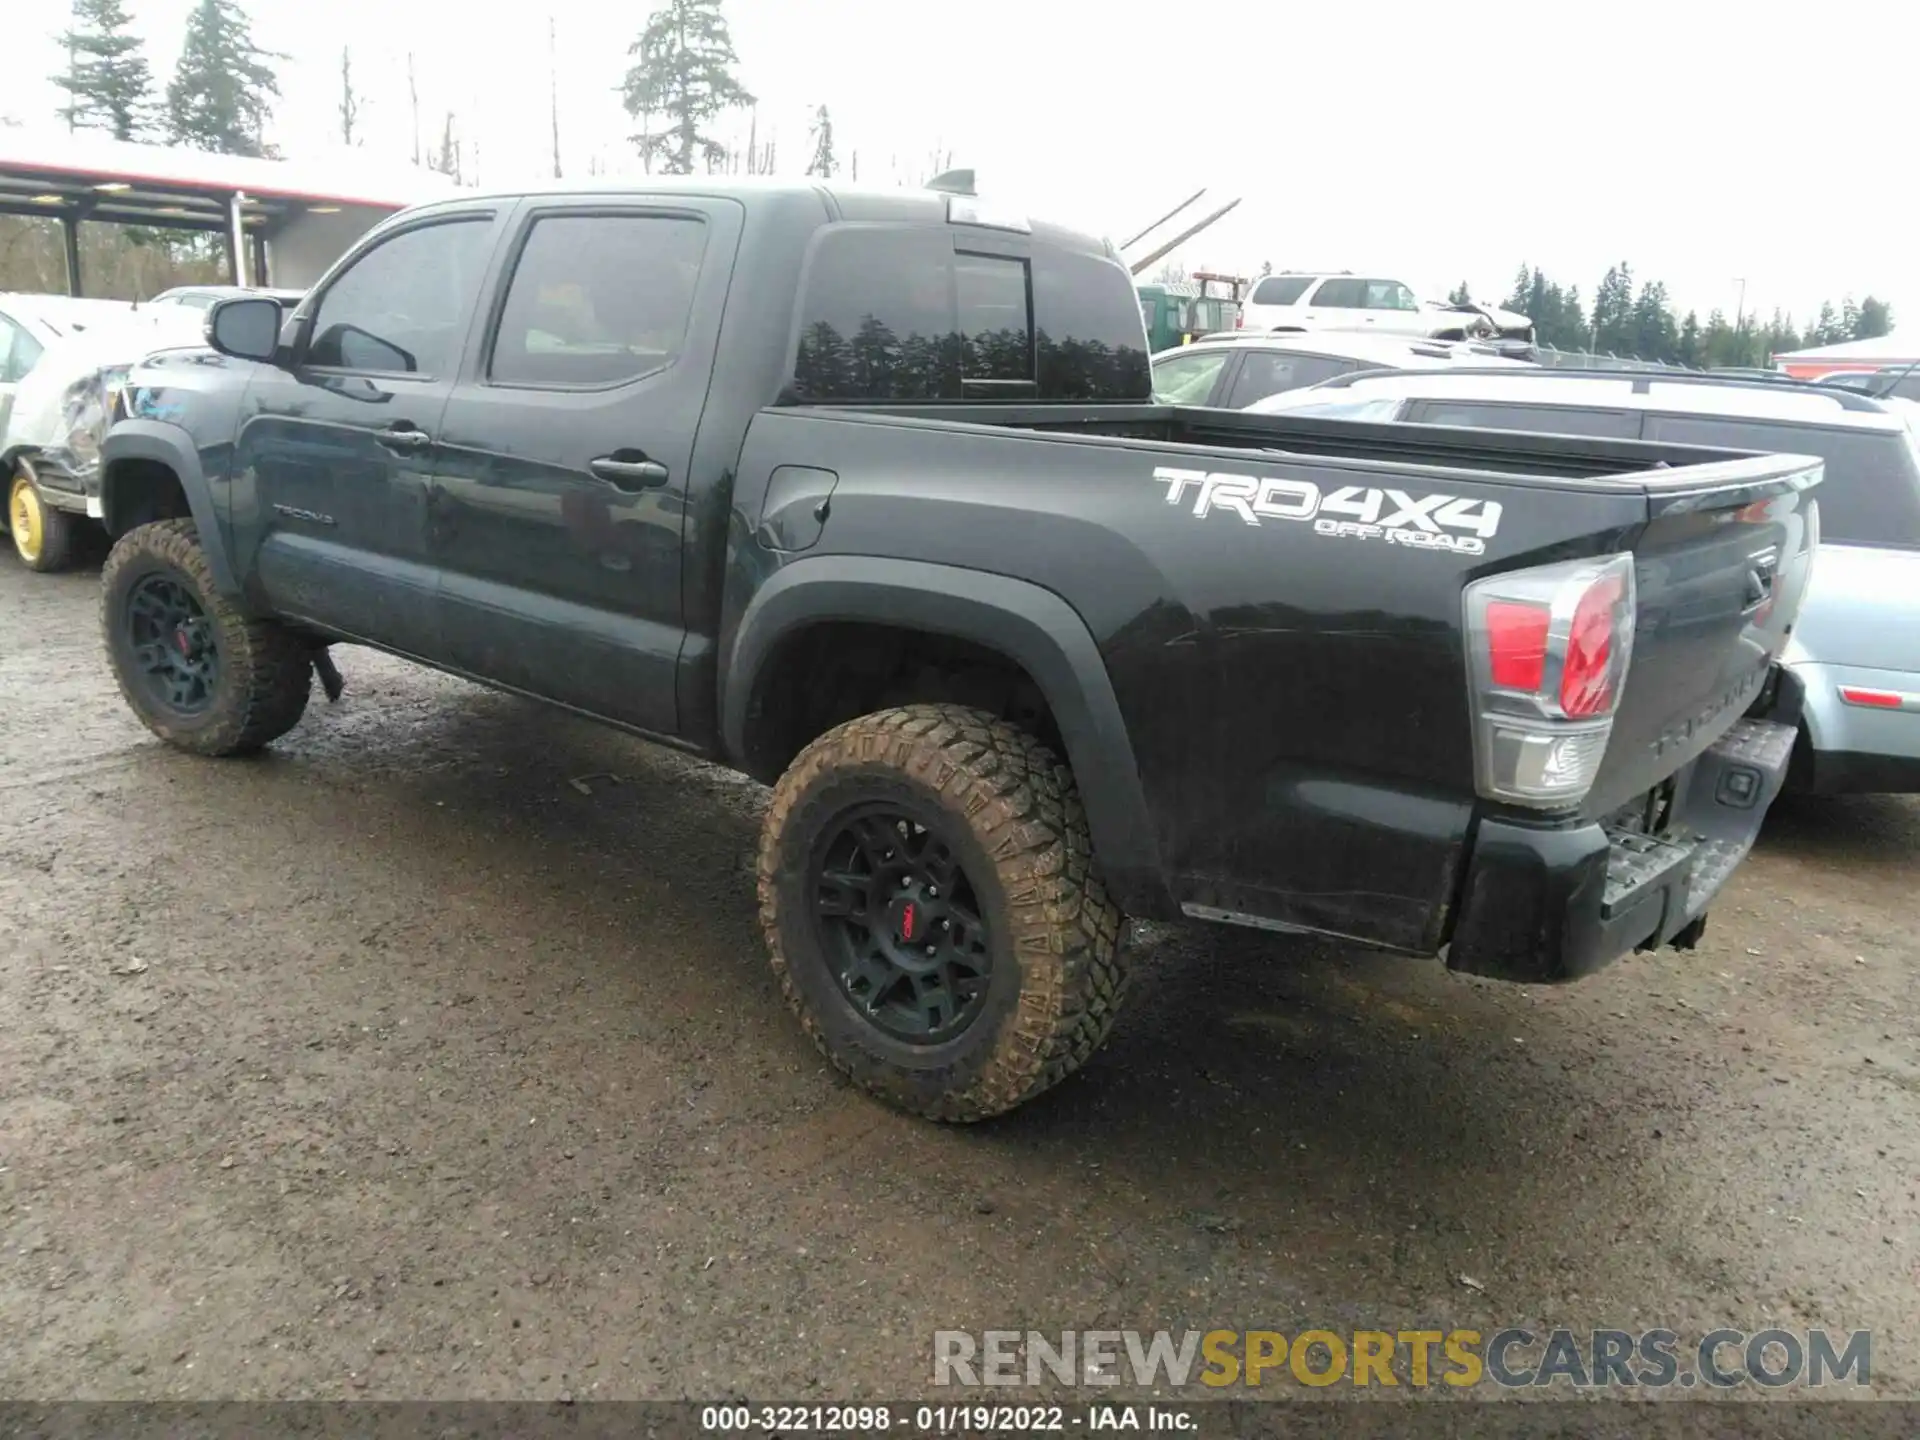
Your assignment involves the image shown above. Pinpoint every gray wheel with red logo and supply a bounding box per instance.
[101,519,313,756]
[756,704,1128,1122]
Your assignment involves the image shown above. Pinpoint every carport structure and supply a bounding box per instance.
[0,130,458,296]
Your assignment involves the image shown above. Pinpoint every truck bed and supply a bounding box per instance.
[734,400,1820,959]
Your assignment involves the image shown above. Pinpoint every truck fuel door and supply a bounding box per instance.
[755,465,840,553]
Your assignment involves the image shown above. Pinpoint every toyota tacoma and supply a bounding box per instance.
[94,177,1820,1122]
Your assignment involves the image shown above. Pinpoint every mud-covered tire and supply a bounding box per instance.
[101,518,313,756]
[9,461,81,573]
[757,703,1128,1122]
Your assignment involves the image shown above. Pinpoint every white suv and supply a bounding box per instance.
[1238,272,1533,344]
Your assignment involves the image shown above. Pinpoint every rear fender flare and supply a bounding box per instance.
[722,556,1168,915]
[99,421,241,599]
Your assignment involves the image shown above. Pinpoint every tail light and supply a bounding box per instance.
[1234,313,1244,329]
[1462,553,1636,808]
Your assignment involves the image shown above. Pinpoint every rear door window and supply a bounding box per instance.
[1224,352,1353,407]
[1362,279,1420,312]
[1309,278,1365,308]
[1408,399,1643,439]
[490,212,708,388]
[1151,349,1231,404]
[1642,414,1920,547]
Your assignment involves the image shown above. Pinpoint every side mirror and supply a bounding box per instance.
[206,296,284,363]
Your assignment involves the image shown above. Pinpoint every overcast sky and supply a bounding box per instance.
[10,0,1916,330]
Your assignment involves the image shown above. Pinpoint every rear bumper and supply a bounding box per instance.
[1446,717,1797,983]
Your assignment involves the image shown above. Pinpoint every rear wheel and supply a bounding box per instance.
[101,518,314,755]
[757,704,1128,1122]
[9,461,80,573]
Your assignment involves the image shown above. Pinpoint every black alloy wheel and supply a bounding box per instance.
[125,571,223,715]
[811,804,993,1045]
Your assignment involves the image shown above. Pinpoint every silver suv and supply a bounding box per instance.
[1251,368,1920,796]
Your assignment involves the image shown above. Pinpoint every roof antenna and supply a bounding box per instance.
[926,168,974,195]
[1870,353,1920,401]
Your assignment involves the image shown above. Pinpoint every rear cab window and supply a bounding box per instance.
[789,225,1149,403]
[1641,414,1920,548]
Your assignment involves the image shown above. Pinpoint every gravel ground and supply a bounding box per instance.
[1,554,1915,1403]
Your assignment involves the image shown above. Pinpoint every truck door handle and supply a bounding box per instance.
[589,455,669,491]
[378,424,432,452]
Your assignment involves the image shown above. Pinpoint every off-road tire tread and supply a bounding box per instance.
[758,703,1128,1122]
[101,518,312,755]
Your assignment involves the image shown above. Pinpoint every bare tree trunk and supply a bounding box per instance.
[408,53,420,166]
[548,15,562,179]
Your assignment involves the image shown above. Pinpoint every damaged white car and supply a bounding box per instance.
[4,291,295,572]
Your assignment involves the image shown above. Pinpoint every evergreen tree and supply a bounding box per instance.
[806,104,836,177]
[1590,263,1635,354]
[1446,281,1472,305]
[1676,310,1703,368]
[165,0,282,156]
[1628,280,1679,364]
[1854,297,1894,339]
[620,0,755,175]
[57,0,156,141]
[1504,264,1532,314]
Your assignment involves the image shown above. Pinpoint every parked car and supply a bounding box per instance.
[1150,331,1533,407]
[1,292,137,432]
[148,284,307,312]
[3,302,211,571]
[1814,367,1920,404]
[1237,272,1535,344]
[95,177,1816,1123]
[1248,366,1920,795]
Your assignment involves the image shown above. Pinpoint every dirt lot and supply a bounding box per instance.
[1,553,1916,1403]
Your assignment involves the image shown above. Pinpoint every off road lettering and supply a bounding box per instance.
[1153,467,1501,553]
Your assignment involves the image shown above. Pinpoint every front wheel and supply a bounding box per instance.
[101,518,314,755]
[757,704,1128,1122]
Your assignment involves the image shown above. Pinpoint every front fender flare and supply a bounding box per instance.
[100,420,241,599]
[722,555,1169,916]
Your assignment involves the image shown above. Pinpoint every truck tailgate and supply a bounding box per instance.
[1585,455,1822,815]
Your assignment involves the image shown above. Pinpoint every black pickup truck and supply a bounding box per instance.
[95,177,1820,1122]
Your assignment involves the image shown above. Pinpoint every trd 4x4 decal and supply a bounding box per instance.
[1154,465,1503,556]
